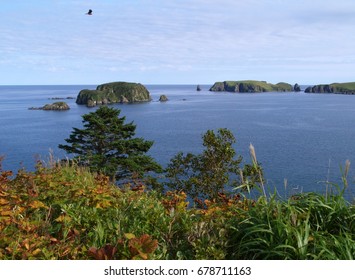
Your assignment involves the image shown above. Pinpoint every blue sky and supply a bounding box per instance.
[1,0,355,85]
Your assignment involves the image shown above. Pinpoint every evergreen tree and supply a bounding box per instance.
[59,106,161,181]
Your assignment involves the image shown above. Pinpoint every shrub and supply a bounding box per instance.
[165,128,264,201]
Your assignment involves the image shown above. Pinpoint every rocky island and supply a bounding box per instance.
[305,82,355,94]
[209,80,293,93]
[159,95,168,102]
[29,102,70,111]
[76,82,151,107]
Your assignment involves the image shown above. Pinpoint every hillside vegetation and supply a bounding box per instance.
[1,158,354,260]
[210,80,293,93]
[305,82,355,94]
[76,82,151,107]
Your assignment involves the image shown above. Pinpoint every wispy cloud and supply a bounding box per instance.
[1,0,355,84]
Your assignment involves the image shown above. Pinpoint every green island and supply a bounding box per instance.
[1,106,354,260]
[76,82,151,107]
[305,82,355,94]
[209,80,293,93]
[28,101,70,111]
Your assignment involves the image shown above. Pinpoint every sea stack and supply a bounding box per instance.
[159,95,168,102]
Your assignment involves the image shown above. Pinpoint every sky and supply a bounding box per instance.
[1,0,355,85]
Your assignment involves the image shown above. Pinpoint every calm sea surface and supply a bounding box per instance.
[1,85,355,198]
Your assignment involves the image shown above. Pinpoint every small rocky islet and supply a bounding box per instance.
[159,95,168,102]
[29,101,70,111]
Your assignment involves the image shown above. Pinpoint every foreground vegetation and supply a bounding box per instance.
[1,106,354,259]
[1,159,354,260]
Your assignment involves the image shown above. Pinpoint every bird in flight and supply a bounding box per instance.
[86,9,93,15]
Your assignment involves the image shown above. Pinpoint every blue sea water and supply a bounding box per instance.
[1,84,355,198]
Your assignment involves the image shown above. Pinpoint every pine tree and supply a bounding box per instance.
[59,106,161,181]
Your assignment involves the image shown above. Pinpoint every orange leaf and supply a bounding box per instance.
[128,234,158,259]
[139,234,158,254]
[50,237,59,244]
[29,200,47,209]
[22,239,30,250]
[0,198,8,205]
[0,210,12,216]
[32,248,42,256]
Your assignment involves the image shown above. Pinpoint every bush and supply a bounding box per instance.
[165,128,264,201]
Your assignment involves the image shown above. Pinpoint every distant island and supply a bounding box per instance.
[305,82,355,94]
[76,82,151,107]
[209,80,293,93]
[29,101,70,111]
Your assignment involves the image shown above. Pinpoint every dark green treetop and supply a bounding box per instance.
[59,106,161,181]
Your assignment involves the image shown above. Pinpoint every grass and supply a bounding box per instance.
[1,156,354,260]
[331,82,355,92]
[228,192,355,259]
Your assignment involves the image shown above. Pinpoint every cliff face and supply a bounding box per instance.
[209,81,293,93]
[305,85,333,93]
[76,82,151,107]
[305,82,355,94]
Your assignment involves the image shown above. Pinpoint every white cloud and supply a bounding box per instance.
[1,0,355,84]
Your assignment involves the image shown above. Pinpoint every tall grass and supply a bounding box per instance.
[227,191,354,259]
[226,157,355,260]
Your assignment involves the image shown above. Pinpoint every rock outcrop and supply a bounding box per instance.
[209,80,293,93]
[76,82,151,107]
[305,85,333,93]
[29,102,70,111]
[294,83,301,92]
[305,82,355,94]
[159,95,168,102]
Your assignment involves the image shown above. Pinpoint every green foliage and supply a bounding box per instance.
[331,82,355,92]
[165,128,263,201]
[0,156,354,260]
[274,82,293,91]
[59,106,161,181]
[227,193,355,260]
[76,82,151,106]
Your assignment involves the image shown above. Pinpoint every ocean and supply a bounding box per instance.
[1,84,355,198]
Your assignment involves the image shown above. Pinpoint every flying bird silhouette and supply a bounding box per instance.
[86,9,93,15]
